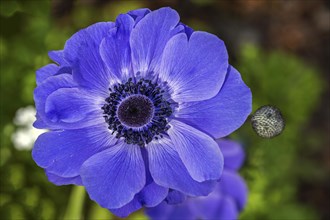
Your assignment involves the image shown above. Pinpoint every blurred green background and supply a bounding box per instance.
[0,0,329,220]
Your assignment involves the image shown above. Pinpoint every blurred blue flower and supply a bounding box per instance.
[146,139,248,220]
[32,7,251,217]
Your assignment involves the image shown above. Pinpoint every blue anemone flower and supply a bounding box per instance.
[32,7,251,217]
[145,139,248,220]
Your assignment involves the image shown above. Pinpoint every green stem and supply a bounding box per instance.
[63,186,86,220]
[88,202,113,220]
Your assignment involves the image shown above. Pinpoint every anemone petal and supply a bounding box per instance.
[219,170,248,211]
[157,31,228,102]
[168,119,223,182]
[100,14,134,80]
[130,7,182,77]
[36,64,59,85]
[217,139,245,171]
[44,87,103,125]
[32,124,116,177]
[81,142,146,209]
[147,137,217,196]
[45,172,83,186]
[175,66,252,138]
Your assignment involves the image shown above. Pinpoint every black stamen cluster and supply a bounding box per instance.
[102,78,173,146]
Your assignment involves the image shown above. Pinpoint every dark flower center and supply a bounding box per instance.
[117,95,154,127]
[102,78,173,146]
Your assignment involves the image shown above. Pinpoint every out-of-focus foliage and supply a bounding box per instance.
[0,0,327,220]
[1,1,71,219]
[234,44,324,220]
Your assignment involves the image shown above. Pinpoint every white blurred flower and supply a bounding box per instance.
[11,106,47,150]
[13,106,36,126]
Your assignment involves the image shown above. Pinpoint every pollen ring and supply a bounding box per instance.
[102,78,173,146]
